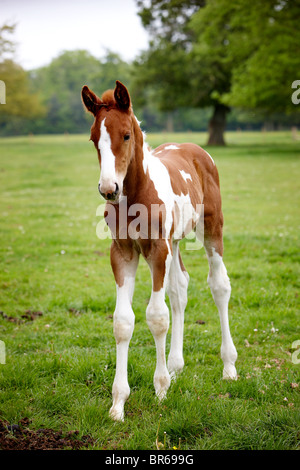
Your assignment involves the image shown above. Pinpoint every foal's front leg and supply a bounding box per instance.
[146,241,172,400]
[109,241,139,421]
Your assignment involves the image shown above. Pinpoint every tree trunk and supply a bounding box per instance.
[166,111,174,133]
[207,104,229,146]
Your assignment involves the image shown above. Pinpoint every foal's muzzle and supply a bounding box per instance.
[98,182,119,201]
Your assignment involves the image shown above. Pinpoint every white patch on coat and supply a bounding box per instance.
[165,144,179,150]
[142,135,199,241]
[205,150,215,165]
[134,115,142,127]
[142,140,174,238]
[179,170,192,183]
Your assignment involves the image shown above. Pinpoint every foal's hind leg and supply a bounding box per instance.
[167,242,189,377]
[206,244,237,379]
[203,220,237,380]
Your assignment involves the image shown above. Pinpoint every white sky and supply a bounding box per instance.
[1,0,150,69]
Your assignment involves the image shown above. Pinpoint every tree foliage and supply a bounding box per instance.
[135,0,300,143]
[133,43,190,112]
[135,0,203,111]
[135,0,232,143]
[0,24,15,61]
[0,24,45,131]
[214,0,300,113]
[137,0,204,44]
[31,49,132,134]
[0,59,44,117]
[0,47,132,135]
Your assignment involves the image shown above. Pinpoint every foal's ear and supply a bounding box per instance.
[81,85,102,116]
[114,80,131,110]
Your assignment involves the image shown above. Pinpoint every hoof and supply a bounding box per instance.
[154,372,171,401]
[156,389,168,402]
[223,364,237,380]
[109,405,124,422]
[167,356,184,378]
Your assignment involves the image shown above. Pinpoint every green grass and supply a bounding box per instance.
[0,130,299,450]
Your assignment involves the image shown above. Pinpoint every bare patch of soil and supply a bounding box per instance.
[0,418,95,450]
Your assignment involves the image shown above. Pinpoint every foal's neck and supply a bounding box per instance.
[122,115,148,204]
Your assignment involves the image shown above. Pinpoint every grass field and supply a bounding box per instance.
[0,130,299,450]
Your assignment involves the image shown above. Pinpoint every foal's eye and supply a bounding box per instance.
[124,134,130,141]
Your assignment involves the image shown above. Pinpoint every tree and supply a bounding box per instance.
[136,0,300,144]
[0,59,44,117]
[0,23,15,60]
[0,24,45,134]
[137,0,204,44]
[31,50,102,133]
[190,0,300,136]
[211,0,300,114]
[31,49,132,134]
[136,0,232,144]
[188,1,238,144]
[134,1,202,132]
[133,42,190,109]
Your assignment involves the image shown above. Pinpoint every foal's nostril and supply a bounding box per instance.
[98,182,119,200]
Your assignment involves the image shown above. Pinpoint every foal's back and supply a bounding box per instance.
[153,142,222,213]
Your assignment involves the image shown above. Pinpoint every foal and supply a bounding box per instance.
[82,81,237,421]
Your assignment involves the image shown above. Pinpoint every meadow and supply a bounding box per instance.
[0,130,299,450]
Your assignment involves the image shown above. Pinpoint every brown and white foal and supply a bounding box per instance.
[82,81,237,421]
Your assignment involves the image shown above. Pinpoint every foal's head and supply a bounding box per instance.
[82,81,135,203]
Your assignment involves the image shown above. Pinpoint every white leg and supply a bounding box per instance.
[206,248,237,379]
[167,243,189,376]
[146,250,172,400]
[146,288,171,400]
[109,255,138,421]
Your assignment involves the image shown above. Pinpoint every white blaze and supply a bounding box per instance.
[98,118,117,190]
